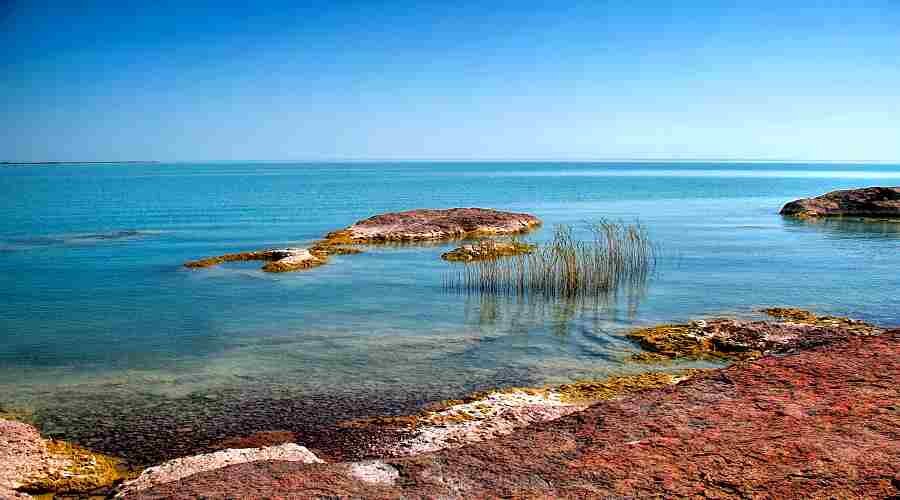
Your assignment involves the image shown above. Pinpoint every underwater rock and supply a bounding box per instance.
[184,247,326,272]
[0,418,128,497]
[628,308,883,361]
[441,239,535,262]
[116,442,322,497]
[324,208,541,243]
[780,186,900,218]
[122,330,900,499]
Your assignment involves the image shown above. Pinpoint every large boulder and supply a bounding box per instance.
[780,186,900,218]
[324,208,541,243]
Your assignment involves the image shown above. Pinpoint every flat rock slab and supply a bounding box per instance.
[184,247,326,273]
[124,331,900,499]
[325,208,541,243]
[117,443,322,497]
[628,308,883,361]
[781,186,900,218]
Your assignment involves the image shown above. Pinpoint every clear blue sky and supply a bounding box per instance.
[2,1,899,162]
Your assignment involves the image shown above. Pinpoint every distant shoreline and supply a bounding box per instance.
[2,161,160,165]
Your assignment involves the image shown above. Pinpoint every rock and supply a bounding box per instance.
[184,247,326,273]
[183,208,539,272]
[780,186,900,218]
[115,442,323,497]
[0,418,127,497]
[341,371,694,458]
[324,208,541,243]
[122,331,900,499]
[346,461,399,485]
[627,308,882,361]
[441,239,535,262]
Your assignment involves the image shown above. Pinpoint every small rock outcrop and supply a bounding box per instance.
[183,208,539,272]
[780,186,900,218]
[628,308,882,361]
[324,208,541,243]
[441,239,535,262]
[0,418,127,498]
[184,248,326,272]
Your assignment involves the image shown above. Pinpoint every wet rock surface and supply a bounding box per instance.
[0,418,129,498]
[183,208,539,271]
[183,247,326,272]
[441,239,535,262]
[628,308,883,361]
[125,330,900,499]
[324,208,541,243]
[780,186,900,218]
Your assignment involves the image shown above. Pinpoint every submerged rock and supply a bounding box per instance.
[324,208,541,243]
[0,418,128,498]
[116,442,322,497]
[441,239,535,262]
[780,186,900,218]
[184,247,326,273]
[628,308,883,361]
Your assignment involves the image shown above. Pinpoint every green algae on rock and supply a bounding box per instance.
[628,308,883,361]
[441,239,535,262]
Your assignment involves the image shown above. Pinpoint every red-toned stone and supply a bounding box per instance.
[126,330,900,499]
[325,208,541,243]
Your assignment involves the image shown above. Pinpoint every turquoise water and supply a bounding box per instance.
[1,162,899,451]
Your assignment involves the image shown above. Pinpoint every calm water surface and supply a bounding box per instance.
[1,162,898,443]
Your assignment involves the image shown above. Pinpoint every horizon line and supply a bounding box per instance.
[4,158,900,166]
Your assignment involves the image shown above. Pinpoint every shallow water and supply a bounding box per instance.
[1,162,898,454]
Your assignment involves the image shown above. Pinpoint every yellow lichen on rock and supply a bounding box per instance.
[441,240,535,262]
[760,307,819,323]
[557,371,700,404]
[628,308,883,362]
[627,323,725,360]
[1,418,130,497]
[19,440,130,495]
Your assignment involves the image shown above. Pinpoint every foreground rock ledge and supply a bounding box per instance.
[0,419,128,498]
[780,186,900,218]
[124,330,900,499]
[324,208,541,243]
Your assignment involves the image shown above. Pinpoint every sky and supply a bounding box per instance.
[2,1,899,162]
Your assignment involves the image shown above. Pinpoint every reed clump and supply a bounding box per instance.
[444,221,655,298]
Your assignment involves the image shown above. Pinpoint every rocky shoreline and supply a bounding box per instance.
[123,325,900,499]
[4,308,897,498]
